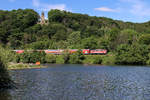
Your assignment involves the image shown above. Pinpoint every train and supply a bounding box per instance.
[13,49,107,55]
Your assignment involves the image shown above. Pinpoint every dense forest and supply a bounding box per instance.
[1,9,150,65]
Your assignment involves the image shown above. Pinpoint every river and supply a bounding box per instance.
[1,65,150,100]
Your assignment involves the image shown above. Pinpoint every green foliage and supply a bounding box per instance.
[8,33,24,48]
[146,53,150,65]
[2,9,150,65]
[31,51,46,63]
[98,36,110,50]
[0,46,13,89]
[83,55,103,64]
[138,34,150,45]
[48,9,66,23]
[51,24,68,41]
[0,46,8,69]
[116,44,149,65]
[56,55,65,64]
[62,51,70,64]
[45,54,56,63]
[82,37,98,49]
[67,31,81,48]
[69,50,84,64]
[113,29,138,47]
[25,41,51,49]
[69,54,81,64]
[19,51,46,63]
[19,51,30,63]
[0,46,16,63]
[102,52,116,65]
[0,9,39,48]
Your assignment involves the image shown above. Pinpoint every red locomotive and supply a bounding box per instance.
[13,49,107,55]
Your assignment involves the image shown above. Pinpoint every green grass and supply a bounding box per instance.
[8,63,46,70]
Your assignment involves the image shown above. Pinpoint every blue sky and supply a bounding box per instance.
[1,0,150,23]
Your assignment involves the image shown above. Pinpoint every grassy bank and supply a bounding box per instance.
[8,63,47,70]
[13,49,150,66]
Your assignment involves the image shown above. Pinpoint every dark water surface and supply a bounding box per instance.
[1,65,150,100]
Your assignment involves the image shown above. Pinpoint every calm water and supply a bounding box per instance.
[1,65,150,100]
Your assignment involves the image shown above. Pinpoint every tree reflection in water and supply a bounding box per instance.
[0,90,12,100]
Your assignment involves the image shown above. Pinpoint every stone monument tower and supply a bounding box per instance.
[40,11,45,25]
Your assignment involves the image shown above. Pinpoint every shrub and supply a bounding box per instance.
[69,50,84,64]
[62,51,70,64]
[19,51,30,63]
[19,51,46,63]
[0,46,14,89]
[83,55,102,64]
[146,53,150,65]
[30,51,46,63]
[115,44,149,65]
[56,55,65,64]
[69,54,82,64]
[102,53,116,65]
[45,54,56,63]
[15,54,21,63]
[93,56,103,64]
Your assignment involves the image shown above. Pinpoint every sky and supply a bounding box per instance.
[1,0,150,23]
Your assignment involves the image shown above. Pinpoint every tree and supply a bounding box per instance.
[69,50,84,64]
[51,24,68,41]
[0,46,14,89]
[67,31,81,48]
[116,29,138,45]
[138,34,150,45]
[116,44,149,65]
[48,9,66,23]
[82,37,98,49]
[8,33,24,49]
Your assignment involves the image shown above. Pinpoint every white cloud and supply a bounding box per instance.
[120,0,150,17]
[95,7,117,12]
[8,0,15,2]
[32,0,67,11]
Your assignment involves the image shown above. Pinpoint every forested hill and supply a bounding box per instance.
[0,9,150,51]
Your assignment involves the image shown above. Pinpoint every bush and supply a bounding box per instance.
[69,54,82,64]
[19,51,30,63]
[146,53,150,65]
[102,53,116,65]
[116,44,149,65]
[56,55,65,64]
[83,55,102,64]
[69,50,84,64]
[0,46,14,89]
[45,54,56,63]
[30,51,46,63]
[0,46,16,63]
[16,54,21,63]
[19,51,46,63]
[62,51,70,64]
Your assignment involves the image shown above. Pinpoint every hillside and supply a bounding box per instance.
[1,9,150,65]
[0,9,149,49]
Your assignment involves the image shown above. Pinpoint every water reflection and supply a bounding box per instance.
[2,65,150,100]
[0,90,12,100]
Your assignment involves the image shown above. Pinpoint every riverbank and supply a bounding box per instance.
[8,63,47,70]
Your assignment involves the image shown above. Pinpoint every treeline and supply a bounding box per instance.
[1,9,150,65]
